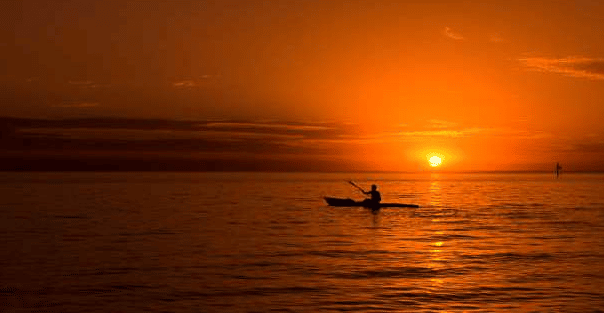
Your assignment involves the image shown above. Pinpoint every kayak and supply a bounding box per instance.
[324,197,419,208]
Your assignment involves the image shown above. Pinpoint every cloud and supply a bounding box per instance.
[4,117,343,148]
[444,27,464,40]
[396,128,483,138]
[518,57,604,80]
[204,121,334,131]
[172,80,197,88]
[171,76,214,88]
[385,126,554,142]
[17,127,303,141]
[1,117,351,172]
[570,141,604,154]
[2,117,576,171]
[427,119,458,129]
[1,117,557,159]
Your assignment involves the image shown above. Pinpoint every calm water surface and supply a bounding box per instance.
[1,172,603,312]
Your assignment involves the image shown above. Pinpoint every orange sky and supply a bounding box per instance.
[2,0,604,172]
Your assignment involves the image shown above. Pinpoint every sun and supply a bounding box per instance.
[429,155,442,167]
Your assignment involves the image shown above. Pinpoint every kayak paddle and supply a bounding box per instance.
[348,181,366,193]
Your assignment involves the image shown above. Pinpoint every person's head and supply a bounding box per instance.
[371,184,377,191]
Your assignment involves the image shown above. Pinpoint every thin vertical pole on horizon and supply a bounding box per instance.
[556,162,562,178]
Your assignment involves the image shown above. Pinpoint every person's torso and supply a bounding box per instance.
[371,190,381,202]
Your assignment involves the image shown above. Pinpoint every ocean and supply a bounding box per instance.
[1,172,603,312]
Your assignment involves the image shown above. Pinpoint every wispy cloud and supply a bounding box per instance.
[570,141,604,154]
[171,76,215,88]
[172,80,197,88]
[518,56,604,80]
[17,128,303,141]
[1,117,557,156]
[444,27,464,40]
[396,128,483,138]
[3,117,577,171]
[427,119,458,129]
[5,117,342,148]
[2,117,348,170]
[205,121,334,131]
[381,126,553,142]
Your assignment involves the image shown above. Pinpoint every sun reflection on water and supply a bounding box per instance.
[429,175,442,209]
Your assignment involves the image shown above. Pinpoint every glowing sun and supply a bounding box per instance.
[429,155,442,167]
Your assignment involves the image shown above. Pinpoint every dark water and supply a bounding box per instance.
[1,172,603,312]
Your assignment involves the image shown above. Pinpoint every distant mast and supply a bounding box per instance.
[555,162,562,178]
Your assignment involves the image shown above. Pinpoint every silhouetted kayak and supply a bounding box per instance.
[324,197,419,208]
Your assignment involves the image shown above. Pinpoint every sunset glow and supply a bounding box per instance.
[1,1,604,172]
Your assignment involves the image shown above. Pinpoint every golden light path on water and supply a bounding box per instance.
[1,172,603,311]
